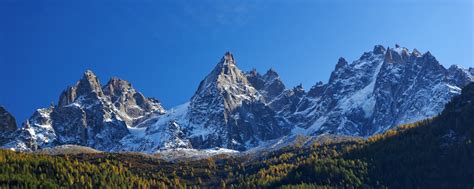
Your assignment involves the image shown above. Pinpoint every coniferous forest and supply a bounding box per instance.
[0,83,473,188]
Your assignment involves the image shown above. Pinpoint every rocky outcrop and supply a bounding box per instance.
[0,106,16,133]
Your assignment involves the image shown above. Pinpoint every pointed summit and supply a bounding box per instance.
[83,69,96,79]
[201,52,244,85]
[191,52,258,112]
[373,45,386,55]
[58,70,104,107]
[294,83,304,91]
[264,68,279,78]
[384,47,394,63]
[188,52,285,150]
[292,83,305,96]
[423,51,433,57]
[249,68,259,76]
[221,51,236,65]
[103,77,132,97]
[103,77,165,122]
[335,57,348,70]
[412,48,421,57]
[77,70,103,97]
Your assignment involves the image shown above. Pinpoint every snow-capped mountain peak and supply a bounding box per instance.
[185,52,288,150]
[3,70,164,152]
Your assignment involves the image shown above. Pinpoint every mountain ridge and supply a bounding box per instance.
[1,44,472,153]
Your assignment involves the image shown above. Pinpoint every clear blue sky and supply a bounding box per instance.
[0,0,472,124]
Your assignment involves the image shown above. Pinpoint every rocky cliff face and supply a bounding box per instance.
[246,68,286,102]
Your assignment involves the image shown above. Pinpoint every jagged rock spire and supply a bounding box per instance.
[294,83,304,91]
[412,48,421,57]
[103,77,133,97]
[221,51,235,65]
[307,81,325,97]
[335,57,348,70]
[373,45,386,55]
[384,47,394,63]
[58,70,104,107]
[265,68,279,78]
[77,70,103,97]
[103,77,165,122]
[249,68,259,76]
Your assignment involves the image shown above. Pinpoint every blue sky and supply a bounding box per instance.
[0,0,472,124]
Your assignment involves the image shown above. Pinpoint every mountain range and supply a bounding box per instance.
[1,81,472,188]
[1,44,473,153]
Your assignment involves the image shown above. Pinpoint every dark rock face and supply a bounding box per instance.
[268,85,308,127]
[246,69,286,102]
[50,106,87,145]
[335,57,348,70]
[0,106,17,133]
[227,101,287,150]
